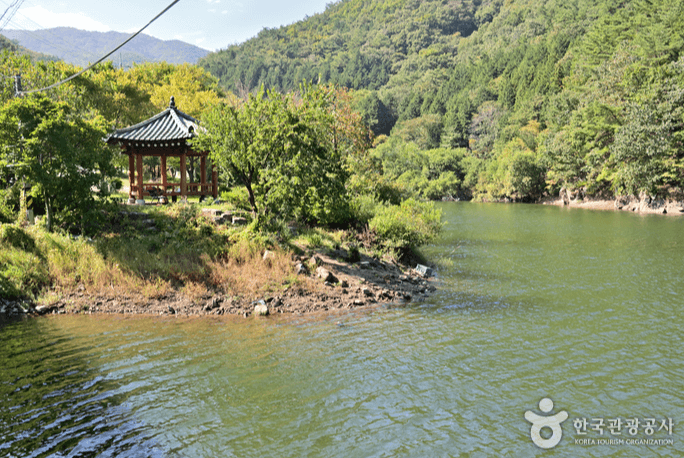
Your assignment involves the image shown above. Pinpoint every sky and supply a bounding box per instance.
[1,0,334,51]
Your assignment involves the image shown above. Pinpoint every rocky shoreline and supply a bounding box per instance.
[0,250,437,321]
[543,189,684,215]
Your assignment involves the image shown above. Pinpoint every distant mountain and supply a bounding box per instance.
[0,33,58,62]
[3,27,210,68]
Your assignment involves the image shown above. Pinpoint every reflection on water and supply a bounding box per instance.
[1,203,682,457]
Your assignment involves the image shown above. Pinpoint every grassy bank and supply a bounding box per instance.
[1,198,442,314]
[1,204,299,306]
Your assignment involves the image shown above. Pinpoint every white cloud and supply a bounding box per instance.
[15,5,110,32]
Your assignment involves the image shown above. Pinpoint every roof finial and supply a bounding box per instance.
[169,96,176,109]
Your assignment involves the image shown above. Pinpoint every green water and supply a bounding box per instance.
[1,203,682,457]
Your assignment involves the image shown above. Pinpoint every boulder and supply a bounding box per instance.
[254,302,269,316]
[35,305,54,315]
[204,297,220,311]
[232,216,248,225]
[316,266,338,283]
[295,263,308,275]
[202,208,223,217]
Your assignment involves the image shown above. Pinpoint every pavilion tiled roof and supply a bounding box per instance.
[106,97,201,145]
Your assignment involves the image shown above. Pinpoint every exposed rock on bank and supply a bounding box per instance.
[547,188,684,215]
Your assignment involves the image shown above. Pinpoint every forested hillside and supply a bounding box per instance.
[0,34,57,62]
[4,28,210,68]
[200,0,684,201]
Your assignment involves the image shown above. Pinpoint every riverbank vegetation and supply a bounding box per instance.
[0,53,442,306]
[200,0,684,203]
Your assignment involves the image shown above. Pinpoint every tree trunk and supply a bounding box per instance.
[44,191,53,232]
[245,183,258,216]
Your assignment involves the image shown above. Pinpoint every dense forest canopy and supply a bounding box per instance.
[200,0,684,201]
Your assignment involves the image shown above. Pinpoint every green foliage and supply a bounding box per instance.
[0,94,116,233]
[610,59,684,195]
[369,137,466,200]
[220,187,252,211]
[0,224,48,299]
[200,0,476,98]
[194,84,360,225]
[353,89,396,136]
[350,193,382,225]
[369,198,443,252]
[0,34,58,61]
[196,0,684,199]
[0,185,17,224]
[0,224,36,253]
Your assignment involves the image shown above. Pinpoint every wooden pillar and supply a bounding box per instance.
[128,153,135,201]
[161,155,168,191]
[180,152,187,202]
[200,155,207,194]
[136,153,144,203]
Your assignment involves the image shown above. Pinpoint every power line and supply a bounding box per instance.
[1,0,88,58]
[0,0,25,33]
[18,0,181,96]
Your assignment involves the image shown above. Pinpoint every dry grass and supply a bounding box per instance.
[4,205,319,305]
[209,241,297,300]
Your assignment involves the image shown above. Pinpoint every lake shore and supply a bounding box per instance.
[540,194,684,215]
[1,249,437,320]
[538,188,684,215]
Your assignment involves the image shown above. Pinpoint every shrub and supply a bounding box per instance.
[0,247,48,299]
[221,187,251,211]
[0,225,48,298]
[350,193,382,225]
[369,198,443,252]
[346,244,361,262]
[0,187,18,224]
[0,224,37,253]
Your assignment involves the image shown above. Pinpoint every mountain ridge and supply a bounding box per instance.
[3,27,210,68]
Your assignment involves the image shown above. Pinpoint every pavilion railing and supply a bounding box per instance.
[131,182,217,197]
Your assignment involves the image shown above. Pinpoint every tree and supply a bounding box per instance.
[193,85,355,225]
[0,95,115,233]
[149,64,226,118]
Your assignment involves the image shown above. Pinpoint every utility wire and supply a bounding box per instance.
[18,0,181,96]
[2,1,87,58]
[0,0,25,33]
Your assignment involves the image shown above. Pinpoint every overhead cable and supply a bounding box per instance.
[0,0,26,33]
[18,0,181,96]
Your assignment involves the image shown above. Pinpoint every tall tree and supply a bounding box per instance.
[194,85,360,225]
[0,95,115,233]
